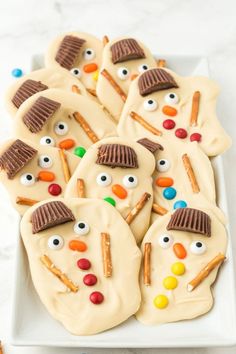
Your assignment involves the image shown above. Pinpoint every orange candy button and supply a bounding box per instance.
[59,139,75,150]
[83,63,98,73]
[156,177,174,187]
[173,243,187,259]
[112,184,127,199]
[162,105,178,117]
[69,240,87,252]
[38,171,55,182]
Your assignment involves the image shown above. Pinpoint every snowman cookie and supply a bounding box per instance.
[117,68,231,156]
[45,32,103,91]
[0,139,79,215]
[13,88,117,154]
[137,207,227,324]
[5,67,89,117]
[21,198,141,335]
[96,37,157,122]
[65,137,155,243]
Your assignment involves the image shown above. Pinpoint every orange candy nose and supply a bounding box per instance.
[58,139,75,150]
[162,105,178,116]
[173,243,187,259]
[131,74,138,81]
[69,240,87,252]
[156,177,174,187]
[112,184,127,199]
[38,171,55,182]
[83,63,98,73]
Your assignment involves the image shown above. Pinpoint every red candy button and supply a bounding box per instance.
[90,291,104,304]
[77,258,91,270]
[175,128,187,139]
[83,274,97,286]
[190,133,202,142]
[163,119,176,130]
[48,183,62,196]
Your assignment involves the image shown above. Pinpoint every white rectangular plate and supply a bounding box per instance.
[10,55,236,348]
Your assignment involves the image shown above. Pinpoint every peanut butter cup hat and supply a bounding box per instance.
[138,68,178,96]
[96,143,138,168]
[55,35,86,70]
[111,38,146,64]
[12,80,48,109]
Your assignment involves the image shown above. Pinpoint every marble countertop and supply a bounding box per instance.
[0,0,236,353]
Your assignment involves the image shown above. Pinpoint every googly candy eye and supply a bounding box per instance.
[96,172,112,187]
[190,241,207,255]
[143,99,158,112]
[138,64,149,73]
[158,234,173,249]
[117,67,130,80]
[38,155,53,169]
[164,92,179,105]
[40,136,55,147]
[122,174,138,188]
[48,235,64,250]
[70,68,82,78]
[74,221,90,235]
[20,173,35,186]
[54,121,68,136]
[156,159,171,172]
[83,48,95,60]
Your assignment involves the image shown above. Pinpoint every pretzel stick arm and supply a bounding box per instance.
[73,112,99,143]
[77,178,85,198]
[103,35,109,46]
[190,91,201,126]
[144,242,151,286]
[59,149,71,183]
[86,88,97,97]
[101,232,112,277]
[182,153,200,193]
[152,203,168,215]
[16,196,39,206]
[101,69,127,102]
[72,85,81,94]
[157,59,166,67]
[130,111,162,136]
[126,192,151,225]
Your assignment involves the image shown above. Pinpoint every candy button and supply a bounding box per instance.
[153,294,169,309]
[69,240,87,252]
[77,258,91,270]
[190,133,202,142]
[74,146,86,158]
[163,187,176,200]
[93,71,99,81]
[175,128,187,139]
[11,68,23,77]
[156,177,174,187]
[90,291,104,304]
[83,274,97,286]
[104,197,116,207]
[163,276,178,290]
[171,262,185,276]
[173,200,187,209]
[163,119,176,130]
[48,183,62,196]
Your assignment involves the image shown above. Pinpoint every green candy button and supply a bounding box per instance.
[74,146,86,158]
[104,197,116,207]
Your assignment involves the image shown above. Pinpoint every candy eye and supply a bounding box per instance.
[143,99,158,112]
[122,174,138,188]
[117,67,130,80]
[38,155,53,169]
[156,159,170,172]
[48,235,64,250]
[138,64,149,73]
[70,68,82,78]
[74,221,90,235]
[159,234,173,249]
[40,136,55,147]
[54,121,68,136]
[20,173,35,186]
[96,172,112,187]
[83,48,95,60]
[190,241,206,255]
[164,92,179,104]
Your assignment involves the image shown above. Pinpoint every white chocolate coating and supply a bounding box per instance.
[21,197,141,335]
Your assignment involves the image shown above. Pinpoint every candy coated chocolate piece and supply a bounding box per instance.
[175,128,187,139]
[48,183,62,196]
[90,291,104,304]
[77,258,91,270]
[11,68,23,78]
[163,119,176,130]
[163,187,176,200]
[83,274,97,286]
[173,200,187,209]
[74,146,86,158]
[103,197,116,207]
[190,133,202,142]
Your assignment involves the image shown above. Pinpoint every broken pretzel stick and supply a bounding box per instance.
[0,341,4,354]
[73,111,99,143]
[182,153,200,193]
[101,232,112,277]
[102,35,109,46]
[86,88,97,97]
[152,203,168,216]
[59,149,71,183]
[126,192,151,225]
[71,85,81,94]
[40,255,79,293]
[190,91,201,126]
[157,59,166,68]
[16,196,39,206]
[187,253,225,292]
[77,178,85,198]
[101,69,127,102]
[144,242,151,286]
[130,111,162,136]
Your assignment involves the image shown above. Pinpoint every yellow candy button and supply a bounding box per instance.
[163,276,178,290]
[93,71,99,81]
[171,262,186,276]
[153,294,169,309]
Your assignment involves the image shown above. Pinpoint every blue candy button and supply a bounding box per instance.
[163,187,176,200]
[11,68,23,78]
[174,200,187,209]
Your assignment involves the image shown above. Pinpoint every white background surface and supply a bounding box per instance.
[0,0,235,353]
